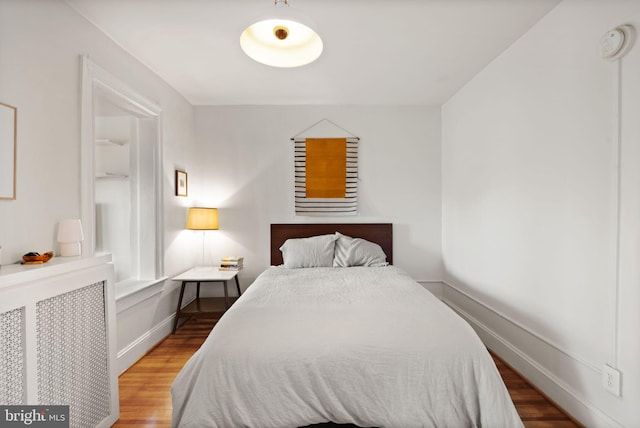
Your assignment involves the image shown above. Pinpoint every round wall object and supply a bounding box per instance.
[601,25,635,61]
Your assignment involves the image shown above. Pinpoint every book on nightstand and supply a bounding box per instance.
[219,256,243,271]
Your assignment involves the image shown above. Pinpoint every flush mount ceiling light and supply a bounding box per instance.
[240,0,323,68]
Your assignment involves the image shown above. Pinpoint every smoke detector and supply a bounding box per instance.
[601,25,634,61]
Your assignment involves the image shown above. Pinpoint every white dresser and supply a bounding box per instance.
[0,255,119,428]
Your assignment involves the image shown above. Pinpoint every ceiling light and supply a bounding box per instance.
[240,0,323,68]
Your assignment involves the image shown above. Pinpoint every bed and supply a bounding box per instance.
[171,223,522,428]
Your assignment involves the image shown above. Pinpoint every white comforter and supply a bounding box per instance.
[171,267,523,428]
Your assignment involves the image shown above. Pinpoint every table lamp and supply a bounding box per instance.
[57,219,84,257]
[186,207,218,266]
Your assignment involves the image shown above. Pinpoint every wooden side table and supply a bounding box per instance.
[172,267,241,334]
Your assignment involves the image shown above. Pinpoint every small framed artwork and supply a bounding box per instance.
[175,170,188,197]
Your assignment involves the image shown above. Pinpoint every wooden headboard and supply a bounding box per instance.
[270,223,393,266]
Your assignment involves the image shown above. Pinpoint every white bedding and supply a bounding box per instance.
[171,266,523,428]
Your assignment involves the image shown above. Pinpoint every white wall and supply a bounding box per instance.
[0,0,200,372]
[442,0,640,426]
[194,106,442,286]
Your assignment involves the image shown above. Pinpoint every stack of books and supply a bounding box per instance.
[220,256,243,271]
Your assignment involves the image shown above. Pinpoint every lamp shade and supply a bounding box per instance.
[186,208,219,230]
[240,0,323,68]
[57,219,84,242]
[57,219,84,257]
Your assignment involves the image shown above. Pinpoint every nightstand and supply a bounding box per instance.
[172,267,241,334]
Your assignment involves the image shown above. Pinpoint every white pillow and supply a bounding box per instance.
[333,232,389,267]
[279,234,337,268]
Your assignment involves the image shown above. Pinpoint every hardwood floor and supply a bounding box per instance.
[114,318,580,427]
[493,358,581,428]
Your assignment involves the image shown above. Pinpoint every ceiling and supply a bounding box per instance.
[65,0,561,106]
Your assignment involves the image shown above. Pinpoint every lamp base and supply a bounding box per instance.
[59,242,81,257]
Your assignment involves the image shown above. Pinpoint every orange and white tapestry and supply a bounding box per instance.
[294,137,358,215]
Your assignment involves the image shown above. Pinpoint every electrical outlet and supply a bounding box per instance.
[602,364,622,397]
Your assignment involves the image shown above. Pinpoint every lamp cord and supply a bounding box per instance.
[611,58,622,369]
[201,230,206,266]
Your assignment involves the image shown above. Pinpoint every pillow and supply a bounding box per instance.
[279,234,337,268]
[333,232,389,267]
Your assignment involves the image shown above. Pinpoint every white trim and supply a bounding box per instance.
[80,56,96,255]
[416,280,443,297]
[80,55,164,285]
[441,281,624,428]
[115,276,168,313]
[153,115,165,277]
[442,280,599,373]
[116,312,174,375]
[83,57,161,116]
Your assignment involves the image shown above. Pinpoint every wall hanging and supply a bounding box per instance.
[175,170,188,197]
[291,119,358,216]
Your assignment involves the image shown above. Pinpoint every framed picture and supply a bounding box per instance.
[175,170,188,197]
